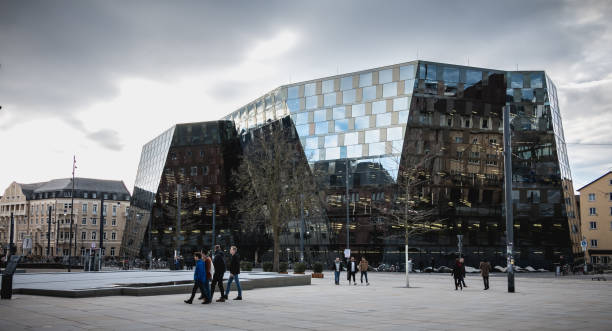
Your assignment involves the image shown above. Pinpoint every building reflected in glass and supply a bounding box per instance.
[124,61,580,269]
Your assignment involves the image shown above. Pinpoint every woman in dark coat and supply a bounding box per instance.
[452,258,463,290]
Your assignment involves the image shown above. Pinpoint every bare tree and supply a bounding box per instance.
[376,151,441,288]
[233,119,318,272]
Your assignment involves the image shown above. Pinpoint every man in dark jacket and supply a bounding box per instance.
[224,246,242,300]
[211,245,227,302]
[184,252,206,304]
[479,258,491,290]
[347,256,358,285]
[452,258,463,291]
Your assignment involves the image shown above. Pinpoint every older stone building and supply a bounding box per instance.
[577,171,612,266]
[0,178,130,258]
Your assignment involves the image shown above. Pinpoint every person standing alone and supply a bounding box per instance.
[452,258,463,291]
[224,246,242,300]
[479,258,491,290]
[359,257,370,286]
[211,245,227,302]
[333,257,343,285]
[184,252,206,304]
[347,256,358,285]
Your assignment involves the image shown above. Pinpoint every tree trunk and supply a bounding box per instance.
[272,228,280,272]
[405,238,410,288]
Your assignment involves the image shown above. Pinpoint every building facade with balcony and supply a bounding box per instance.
[577,171,612,266]
[0,178,131,258]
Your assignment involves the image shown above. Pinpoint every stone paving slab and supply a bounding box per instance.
[1,272,611,330]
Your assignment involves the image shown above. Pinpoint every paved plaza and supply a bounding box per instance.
[1,271,611,330]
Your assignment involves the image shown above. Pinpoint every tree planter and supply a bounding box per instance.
[293,272,305,275]
[278,271,288,274]
[311,273,324,278]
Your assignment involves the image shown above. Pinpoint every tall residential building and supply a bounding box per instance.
[577,171,612,265]
[126,60,579,268]
[0,178,131,257]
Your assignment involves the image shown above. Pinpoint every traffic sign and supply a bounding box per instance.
[581,239,587,251]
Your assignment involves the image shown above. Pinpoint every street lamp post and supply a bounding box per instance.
[503,105,515,293]
[68,173,75,272]
[47,206,52,257]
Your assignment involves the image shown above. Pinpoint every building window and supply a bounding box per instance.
[81,232,86,240]
[103,232,107,240]
[81,248,86,256]
[92,231,96,240]
[111,232,116,240]
[93,204,97,215]
[112,205,117,216]
[82,204,87,213]
[82,218,86,225]
[103,205,107,216]
[112,219,117,226]
[590,221,597,230]
[481,119,488,129]
[190,166,198,176]
[609,192,612,201]
[588,193,596,201]
[590,239,598,247]
[92,193,97,199]
[110,247,115,256]
[84,192,88,199]
[202,166,209,175]
[589,207,597,216]
[92,218,97,225]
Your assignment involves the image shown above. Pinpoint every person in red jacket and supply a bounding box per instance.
[200,250,213,304]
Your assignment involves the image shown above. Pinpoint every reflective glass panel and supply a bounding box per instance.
[359,72,372,87]
[296,124,309,136]
[344,132,358,145]
[363,86,376,101]
[369,142,386,156]
[398,110,409,123]
[372,100,386,114]
[511,73,523,88]
[443,67,459,82]
[376,113,392,127]
[324,92,337,107]
[333,106,346,120]
[287,99,300,113]
[419,63,436,80]
[314,109,326,122]
[305,149,318,162]
[305,137,318,149]
[326,147,340,160]
[393,97,408,111]
[522,88,534,102]
[365,129,380,143]
[531,73,544,88]
[306,96,318,109]
[324,135,338,147]
[355,116,370,129]
[386,127,403,141]
[347,144,362,158]
[322,79,334,93]
[343,89,356,104]
[293,112,308,125]
[383,82,397,98]
[466,70,482,84]
[379,69,392,84]
[305,83,316,96]
[352,104,365,117]
[341,76,353,91]
[288,86,299,99]
[392,140,403,153]
[334,119,348,132]
[315,122,328,134]
[400,64,416,80]
[404,79,416,94]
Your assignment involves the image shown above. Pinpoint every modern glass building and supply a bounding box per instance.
[124,60,580,269]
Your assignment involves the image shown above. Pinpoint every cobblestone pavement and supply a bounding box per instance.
[1,272,610,330]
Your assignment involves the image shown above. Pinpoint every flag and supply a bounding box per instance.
[72,155,77,176]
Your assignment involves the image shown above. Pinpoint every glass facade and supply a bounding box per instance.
[127,61,577,269]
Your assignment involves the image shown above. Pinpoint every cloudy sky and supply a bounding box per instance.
[1,0,611,194]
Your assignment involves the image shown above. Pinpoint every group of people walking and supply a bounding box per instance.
[333,256,370,286]
[184,245,243,304]
[452,257,492,291]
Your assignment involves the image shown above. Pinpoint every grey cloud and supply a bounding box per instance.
[86,129,123,151]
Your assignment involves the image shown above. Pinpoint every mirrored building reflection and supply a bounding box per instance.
[124,60,579,269]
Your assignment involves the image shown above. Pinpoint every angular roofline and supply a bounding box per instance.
[225,59,549,120]
[577,171,612,191]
